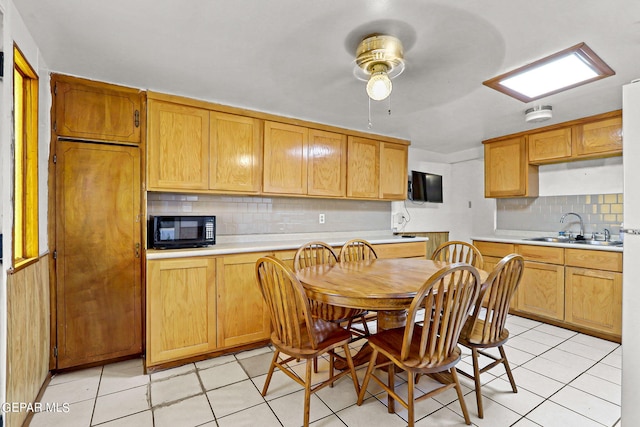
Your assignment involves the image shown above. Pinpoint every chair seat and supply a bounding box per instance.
[309,300,367,322]
[368,326,462,372]
[459,318,510,348]
[270,318,353,358]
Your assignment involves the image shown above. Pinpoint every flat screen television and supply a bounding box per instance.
[409,170,443,203]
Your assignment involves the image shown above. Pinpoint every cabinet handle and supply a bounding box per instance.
[135,243,140,258]
[134,110,140,128]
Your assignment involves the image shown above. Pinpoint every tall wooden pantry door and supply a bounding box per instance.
[55,141,142,368]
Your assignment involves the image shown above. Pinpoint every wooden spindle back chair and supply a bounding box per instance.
[431,240,484,269]
[357,263,482,426]
[255,256,360,427]
[457,253,524,418]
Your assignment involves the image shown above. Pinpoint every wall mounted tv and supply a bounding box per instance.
[409,170,443,203]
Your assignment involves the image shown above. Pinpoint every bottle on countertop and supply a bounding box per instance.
[620,223,625,242]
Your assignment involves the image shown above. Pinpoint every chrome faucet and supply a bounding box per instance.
[604,228,611,241]
[560,212,585,238]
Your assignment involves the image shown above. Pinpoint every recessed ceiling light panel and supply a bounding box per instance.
[483,43,615,102]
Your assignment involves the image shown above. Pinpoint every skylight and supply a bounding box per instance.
[483,43,615,102]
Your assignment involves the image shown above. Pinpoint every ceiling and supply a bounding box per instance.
[11,0,640,155]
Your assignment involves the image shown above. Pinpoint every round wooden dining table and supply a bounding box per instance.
[295,257,489,366]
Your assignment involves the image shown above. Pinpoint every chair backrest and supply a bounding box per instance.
[293,241,339,272]
[467,253,524,344]
[401,263,482,366]
[431,241,484,269]
[339,239,378,262]
[255,256,318,349]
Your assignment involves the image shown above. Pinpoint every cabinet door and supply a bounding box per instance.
[380,142,408,200]
[217,253,271,348]
[347,136,380,198]
[147,257,217,365]
[484,137,538,198]
[210,112,262,193]
[528,128,572,163]
[307,129,346,197]
[147,100,209,190]
[575,115,623,157]
[565,267,622,336]
[517,261,564,320]
[54,75,142,144]
[263,122,308,194]
[56,142,142,369]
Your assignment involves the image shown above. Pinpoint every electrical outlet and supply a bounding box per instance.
[319,213,325,224]
[394,213,404,224]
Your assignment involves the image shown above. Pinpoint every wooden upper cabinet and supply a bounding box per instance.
[53,74,142,144]
[147,99,209,190]
[528,128,572,163]
[484,136,538,198]
[575,115,622,158]
[210,112,262,193]
[307,129,347,197]
[380,142,408,200]
[347,136,380,198]
[263,122,308,195]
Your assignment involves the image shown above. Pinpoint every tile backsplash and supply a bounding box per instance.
[497,194,624,236]
[147,193,391,235]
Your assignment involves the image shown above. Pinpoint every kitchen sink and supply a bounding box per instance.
[525,236,623,246]
[572,240,623,246]
[525,236,573,243]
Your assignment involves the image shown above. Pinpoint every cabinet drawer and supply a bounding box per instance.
[373,242,427,259]
[473,241,515,258]
[565,249,623,272]
[516,244,564,264]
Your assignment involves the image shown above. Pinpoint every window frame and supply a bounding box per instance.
[12,43,39,270]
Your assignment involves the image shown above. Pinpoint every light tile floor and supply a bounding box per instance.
[30,315,622,427]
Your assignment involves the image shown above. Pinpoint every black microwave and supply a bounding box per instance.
[149,215,216,249]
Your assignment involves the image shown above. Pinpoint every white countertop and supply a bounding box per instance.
[471,230,623,253]
[146,231,429,260]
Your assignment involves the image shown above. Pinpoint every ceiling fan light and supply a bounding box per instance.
[367,71,392,100]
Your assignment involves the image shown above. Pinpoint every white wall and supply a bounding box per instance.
[393,145,624,244]
[538,157,623,196]
[391,146,495,242]
[0,0,51,413]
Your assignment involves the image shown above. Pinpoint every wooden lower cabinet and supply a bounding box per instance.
[216,253,271,348]
[147,257,217,365]
[397,232,449,259]
[565,267,622,336]
[474,240,623,340]
[372,241,426,258]
[518,261,565,321]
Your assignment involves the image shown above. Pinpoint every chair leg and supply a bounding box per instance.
[407,369,415,427]
[262,350,279,396]
[451,367,471,425]
[304,359,313,427]
[359,314,371,336]
[387,363,395,413]
[499,345,518,393]
[471,348,484,418]
[328,350,335,387]
[357,348,379,405]
[313,356,318,373]
[343,343,361,395]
